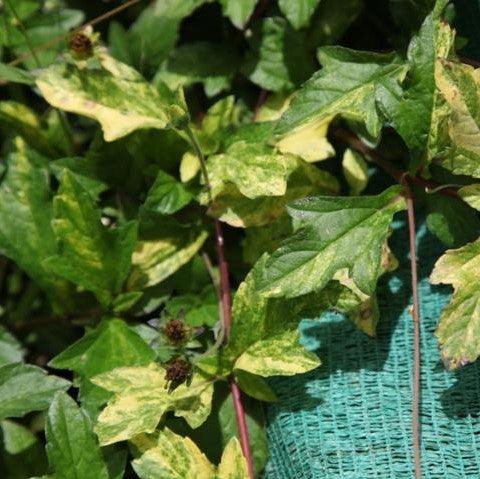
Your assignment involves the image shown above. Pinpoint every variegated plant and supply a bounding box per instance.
[0,0,480,478]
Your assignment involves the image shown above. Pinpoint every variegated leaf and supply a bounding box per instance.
[36,53,188,142]
[430,238,480,369]
[92,364,213,445]
[234,329,320,377]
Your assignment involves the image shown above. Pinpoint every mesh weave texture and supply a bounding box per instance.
[265,216,480,478]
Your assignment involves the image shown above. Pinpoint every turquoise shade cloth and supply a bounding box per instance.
[265,216,480,478]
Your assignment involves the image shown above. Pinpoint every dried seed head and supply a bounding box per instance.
[165,357,191,386]
[163,318,187,344]
[68,32,93,59]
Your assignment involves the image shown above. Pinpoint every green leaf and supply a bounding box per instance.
[0,138,66,299]
[459,184,480,210]
[50,318,155,415]
[389,0,436,34]
[234,370,277,402]
[430,238,480,369]
[276,47,405,140]
[243,214,293,265]
[0,363,70,420]
[44,172,138,305]
[0,63,34,85]
[307,0,362,47]
[127,219,208,290]
[342,148,369,195]
[50,157,108,200]
[234,329,320,377]
[165,286,219,327]
[1,420,37,454]
[153,42,239,97]
[141,171,193,216]
[6,8,84,69]
[132,427,215,479]
[278,0,322,29]
[0,326,25,367]
[45,392,109,479]
[0,101,59,157]
[49,318,155,378]
[129,0,208,75]
[434,60,480,178]
[0,420,48,477]
[425,193,480,247]
[217,438,249,479]
[108,22,134,66]
[36,53,188,142]
[92,364,213,445]
[220,0,257,28]
[244,17,316,92]
[376,4,455,171]
[258,186,405,298]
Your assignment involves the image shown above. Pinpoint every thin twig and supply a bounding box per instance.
[4,0,41,66]
[8,0,143,68]
[4,0,74,152]
[186,126,254,478]
[332,128,460,199]
[404,185,422,479]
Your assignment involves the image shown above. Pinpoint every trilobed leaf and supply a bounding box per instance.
[258,186,405,298]
[275,47,405,141]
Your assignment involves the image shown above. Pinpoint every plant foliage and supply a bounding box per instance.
[0,0,480,477]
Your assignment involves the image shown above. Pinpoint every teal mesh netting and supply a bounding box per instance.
[265,216,480,478]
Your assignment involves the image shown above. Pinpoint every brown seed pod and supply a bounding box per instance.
[68,32,93,59]
[163,318,187,344]
[165,357,191,387]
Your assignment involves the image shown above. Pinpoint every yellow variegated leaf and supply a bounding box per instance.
[255,93,290,122]
[36,53,188,142]
[234,329,320,377]
[435,60,480,178]
[206,142,289,200]
[276,115,335,163]
[208,153,339,228]
[430,238,480,369]
[342,148,369,195]
[92,364,213,445]
[180,151,201,182]
[128,228,208,290]
[132,428,215,479]
[217,438,249,479]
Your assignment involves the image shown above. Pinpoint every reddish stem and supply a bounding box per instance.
[405,189,422,479]
[230,380,255,478]
[214,218,255,478]
[214,220,233,340]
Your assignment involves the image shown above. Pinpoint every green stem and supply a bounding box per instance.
[184,125,213,203]
[4,0,41,67]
